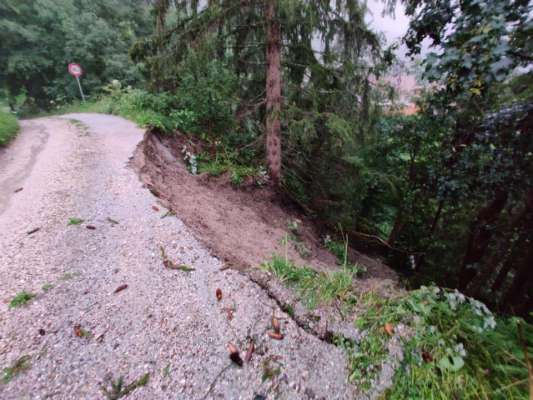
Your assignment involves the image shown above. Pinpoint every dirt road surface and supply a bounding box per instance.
[0,115,356,399]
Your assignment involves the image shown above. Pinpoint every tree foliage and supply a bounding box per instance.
[0,0,152,110]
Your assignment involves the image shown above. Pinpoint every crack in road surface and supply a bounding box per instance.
[0,114,356,399]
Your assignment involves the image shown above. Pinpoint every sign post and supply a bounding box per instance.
[68,63,85,102]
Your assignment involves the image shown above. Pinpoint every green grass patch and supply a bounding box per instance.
[67,217,84,226]
[263,255,358,309]
[351,287,532,399]
[9,291,35,308]
[101,373,150,399]
[197,157,260,186]
[1,356,30,384]
[0,110,19,146]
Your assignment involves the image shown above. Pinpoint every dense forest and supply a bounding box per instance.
[0,0,151,111]
[1,1,532,397]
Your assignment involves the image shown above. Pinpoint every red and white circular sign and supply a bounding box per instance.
[68,63,83,77]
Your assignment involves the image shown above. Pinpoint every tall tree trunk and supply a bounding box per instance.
[501,189,533,315]
[458,189,508,290]
[265,0,282,185]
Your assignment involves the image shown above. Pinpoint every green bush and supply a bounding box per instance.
[0,110,19,146]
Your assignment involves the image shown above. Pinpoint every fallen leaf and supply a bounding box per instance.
[114,284,128,293]
[73,324,83,337]
[227,342,243,367]
[106,217,119,225]
[422,351,433,363]
[267,331,284,340]
[245,339,255,362]
[271,317,281,334]
[27,228,40,235]
[152,205,160,212]
[38,329,45,336]
[384,323,394,336]
[86,225,96,230]
[14,187,23,193]
[216,288,222,301]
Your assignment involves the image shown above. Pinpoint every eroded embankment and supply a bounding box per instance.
[133,131,403,344]
[134,131,396,275]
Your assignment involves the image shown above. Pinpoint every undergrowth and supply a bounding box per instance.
[0,110,19,146]
[263,255,358,309]
[352,286,533,399]
[265,253,532,398]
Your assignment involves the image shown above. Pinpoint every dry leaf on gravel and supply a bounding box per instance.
[227,342,243,367]
[73,324,89,338]
[152,205,160,212]
[271,317,281,334]
[114,284,128,293]
[267,331,284,340]
[384,322,394,336]
[245,339,255,362]
[86,225,96,230]
[216,288,222,301]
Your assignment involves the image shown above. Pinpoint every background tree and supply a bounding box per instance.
[397,0,533,314]
[131,0,391,187]
[0,0,152,111]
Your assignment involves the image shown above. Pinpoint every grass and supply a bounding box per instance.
[67,217,84,225]
[0,110,19,146]
[9,291,35,308]
[197,158,260,186]
[263,255,357,309]
[101,373,150,399]
[1,356,30,384]
[32,98,112,118]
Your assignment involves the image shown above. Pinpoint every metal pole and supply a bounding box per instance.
[75,76,86,102]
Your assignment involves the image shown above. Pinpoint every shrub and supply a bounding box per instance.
[0,111,19,146]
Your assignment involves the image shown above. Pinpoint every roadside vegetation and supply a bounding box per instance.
[8,291,35,308]
[0,110,19,146]
[266,256,532,399]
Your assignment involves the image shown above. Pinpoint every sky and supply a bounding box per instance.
[365,1,421,101]
[366,1,411,46]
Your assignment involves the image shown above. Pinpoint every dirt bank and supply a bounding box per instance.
[134,131,398,285]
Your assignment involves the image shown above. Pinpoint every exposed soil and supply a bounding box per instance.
[134,131,399,287]
[133,131,404,357]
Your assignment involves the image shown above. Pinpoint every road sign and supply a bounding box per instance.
[68,63,83,77]
[68,63,86,102]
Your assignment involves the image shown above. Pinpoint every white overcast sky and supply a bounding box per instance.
[366,1,411,45]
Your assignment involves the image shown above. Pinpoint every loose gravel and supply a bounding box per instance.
[0,114,357,399]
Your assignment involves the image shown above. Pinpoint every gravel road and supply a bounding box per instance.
[0,114,356,399]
